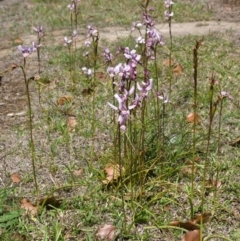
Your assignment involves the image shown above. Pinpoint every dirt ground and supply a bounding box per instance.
[0,0,240,180]
[0,0,240,240]
[0,0,240,162]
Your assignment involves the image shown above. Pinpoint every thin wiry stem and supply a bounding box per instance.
[21,58,39,198]
[191,38,203,220]
[213,98,223,211]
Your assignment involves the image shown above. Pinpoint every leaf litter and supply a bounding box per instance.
[96,224,119,241]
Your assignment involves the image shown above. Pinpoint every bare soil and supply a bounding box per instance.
[0,0,240,239]
[0,0,239,130]
[0,0,240,183]
[1,0,240,199]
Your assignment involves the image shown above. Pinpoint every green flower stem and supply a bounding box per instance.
[21,58,39,198]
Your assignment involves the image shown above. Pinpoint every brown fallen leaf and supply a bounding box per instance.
[186,112,201,125]
[14,37,23,45]
[182,230,201,241]
[96,224,119,241]
[230,137,240,147]
[105,18,113,23]
[173,64,183,76]
[57,96,73,105]
[180,165,197,177]
[38,196,62,210]
[73,168,83,176]
[11,63,19,70]
[11,173,21,183]
[0,63,19,77]
[11,233,26,241]
[20,198,38,216]
[192,212,211,224]
[205,179,222,189]
[102,164,125,184]
[67,116,77,132]
[82,87,93,97]
[169,221,199,231]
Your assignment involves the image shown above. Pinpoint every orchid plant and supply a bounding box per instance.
[18,44,39,198]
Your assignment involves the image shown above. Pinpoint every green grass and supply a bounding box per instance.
[0,0,239,240]
[0,0,212,40]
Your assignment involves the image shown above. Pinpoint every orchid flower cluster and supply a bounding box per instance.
[143,10,164,54]
[106,8,166,131]
[67,0,80,11]
[81,25,99,77]
[84,25,99,47]
[107,47,153,131]
[33,26,43,51]
[132,9,164,59]
[67,0,81,29]
[164,0,174,21]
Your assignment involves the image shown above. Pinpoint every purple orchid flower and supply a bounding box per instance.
[142,11,155,28]
[220,91,233,101]
[103,48,113,64]
[82,67,94,77]
[137,79,153,98]
[33,25,44,38]
[72,30,77,38]
[87,25,98,38]
[63,37,72,46]
[146,28,164,52]
[124,48,141,63]
[157,91,171,104]
[107,86,136,131]
[164,10,174,20]
[18,45,36,58]
[165,0,174,8]
[131,22,143,32]
[135,36,145,48]
[32,42,42,49]
[67,3,75,11]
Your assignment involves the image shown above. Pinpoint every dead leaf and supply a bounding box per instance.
[102,164,125,184]
[230,137,240,147]
[82,88,93,96]
[96,224,119,241]
[182,230,201,241]
[180,165,197,177]
[163,58,175,67]
[169,221,199,231]
[20,198,38,216]
[34,75,41,81]
[11,63,19,70]
[105,18,113,23]
[173,64,183,76]
[57,96,73,105]
[192,212,211,224]
[186,112,201,125]
[0,63,19,76]
[38,196,62,210]
[184,157,202,166]
[67,116,77,132]
[73,168,83,176]
[11,233,26,241]
[14,37,23,45]
[11,173,21,183]
[205,179,222,189]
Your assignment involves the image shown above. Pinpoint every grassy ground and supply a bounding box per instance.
[1,0,240,240]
